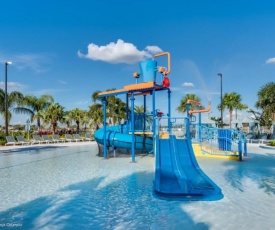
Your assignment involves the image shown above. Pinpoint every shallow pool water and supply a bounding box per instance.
[0,143,274,230]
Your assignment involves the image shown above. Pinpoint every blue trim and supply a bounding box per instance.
[131,93,135,162]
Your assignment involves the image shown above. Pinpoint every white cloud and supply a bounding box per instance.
[0,81,26,91]
[78,39,163,64]
[145,46,163,54]
[182,82,194,87]
[266,57,275,64]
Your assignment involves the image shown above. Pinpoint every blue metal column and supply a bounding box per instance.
[130,92,136,162]
[103,97,107,159]
[198,110,202,142]
[152,88,156,156]
[126,94,129,132]
[143,95,146,131]
[152,88,156,134]
[186,103,191,139]
[168,89,171,133]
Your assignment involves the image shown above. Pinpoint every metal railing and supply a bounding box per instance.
[191,124,247,158]
[155,117,247,158]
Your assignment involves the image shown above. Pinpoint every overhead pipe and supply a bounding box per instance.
[154,52,171,75]
[188,100,211,115]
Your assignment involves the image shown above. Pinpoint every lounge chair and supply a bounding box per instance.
[52,134,65,143]
[16,136,31,145]
[5,136,21,146]
[32,134,48,144]
[84,133,94,141]
[65,134,74,142]
[73,134,84,142]
[42,135,53,144]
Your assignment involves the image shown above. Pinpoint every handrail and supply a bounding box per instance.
[154,52,171,75]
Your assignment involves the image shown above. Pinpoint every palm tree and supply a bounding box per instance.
[88,104,103,130]
[235,103,248,120]
[67,108,84,133]
[226,92,248,120]
[255,82,275,126]
[90,89,126,127]
[109,97,126,125]
[135,105,146,113]
[64,111,72,128]
[247,109,266,126]
[0,89,25,129]
[15,94,54,130]
[177,94,201,114]
[220,92,248,128]
[81,110,90,133]
[42,103,65,133]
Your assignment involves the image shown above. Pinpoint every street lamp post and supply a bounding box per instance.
[5,61,12,136]
[217,73,223,128]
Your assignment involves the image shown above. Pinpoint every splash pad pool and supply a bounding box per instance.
[0,143,274,229]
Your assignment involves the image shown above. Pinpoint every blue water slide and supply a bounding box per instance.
[154,135,223,200]
[94,125,153,152]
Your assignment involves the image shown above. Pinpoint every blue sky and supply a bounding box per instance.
[1,0,275,125]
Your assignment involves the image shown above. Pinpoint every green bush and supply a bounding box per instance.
[0,133,5,146]
[0,140,6,146]
[0,133,5,140]
[12,131,30,138]
[268,140,275,146]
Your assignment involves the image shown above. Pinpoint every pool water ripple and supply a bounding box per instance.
[0,143,274,229]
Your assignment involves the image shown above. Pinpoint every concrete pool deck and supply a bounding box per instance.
[0,140,97,151]
[1,141,274,154]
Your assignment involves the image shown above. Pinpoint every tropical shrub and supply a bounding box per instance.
[0,133,5,146]
[268,140,275,146]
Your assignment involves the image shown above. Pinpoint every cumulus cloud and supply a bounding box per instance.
[266,57,275,64]
[145,46,163,54]
[78,39,163,64]
[182,82,195,87]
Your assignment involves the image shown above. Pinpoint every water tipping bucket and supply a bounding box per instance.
[139,60,157,82]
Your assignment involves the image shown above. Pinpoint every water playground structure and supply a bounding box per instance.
[94,52,247,200]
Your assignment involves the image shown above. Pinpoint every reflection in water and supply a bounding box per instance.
[222,151,275,196]
[0,144,274,229]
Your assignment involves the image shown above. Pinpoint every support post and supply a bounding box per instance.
[143,95,146,131]
[130,92,136,162]
[126,94,129,132]
[152,88,156,156]
[186,103,191,139]
[168,89,171,133]
[103,98,107,159]
[198,110,202,142]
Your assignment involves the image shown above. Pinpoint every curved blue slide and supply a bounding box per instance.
[94,126,153,152]
[154,135,223,200]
